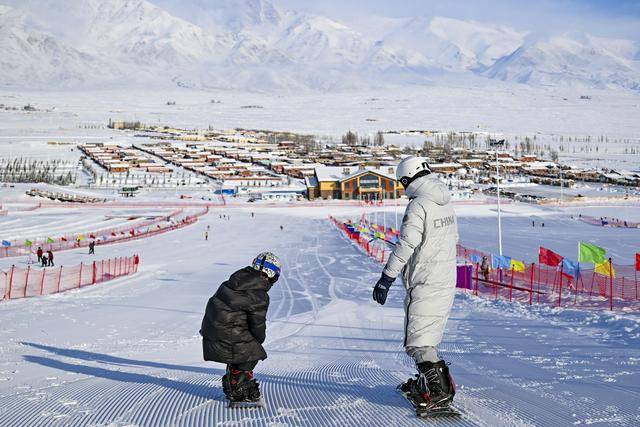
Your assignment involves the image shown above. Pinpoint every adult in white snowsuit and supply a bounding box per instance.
[372,156,459,413]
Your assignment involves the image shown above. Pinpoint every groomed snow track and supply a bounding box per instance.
[0,212,638,426]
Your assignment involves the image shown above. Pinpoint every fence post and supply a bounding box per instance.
[78,262,83,288]
[557,263,564,308]
[24,265,31,298]
[509,267,514,302]
[40,268,46,296]
[57,266,63,293]
[529,263,535,305]
[101,260,104,282]
[8,265,15,299]
[609,257,613,311]
[92,261,97,285]
[474,263,479,296]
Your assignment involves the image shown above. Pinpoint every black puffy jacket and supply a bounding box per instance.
[201,267,270,364]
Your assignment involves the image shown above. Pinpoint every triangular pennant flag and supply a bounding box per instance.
[46,237,54,243]
[61,236,68,242]
[25,239,33,247]
[2,240,11,247]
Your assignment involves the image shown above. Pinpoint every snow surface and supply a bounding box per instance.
[0,200,638,426]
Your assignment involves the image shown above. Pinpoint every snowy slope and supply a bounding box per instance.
[0,204,638,426]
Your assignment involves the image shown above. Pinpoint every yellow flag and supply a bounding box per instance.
[77,234,84,241]
[595,260,616,278]
[510,259,525,273]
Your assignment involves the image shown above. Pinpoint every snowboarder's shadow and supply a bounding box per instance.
[22,342,409,409]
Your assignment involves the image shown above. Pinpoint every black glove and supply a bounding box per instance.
[372,273,395,305]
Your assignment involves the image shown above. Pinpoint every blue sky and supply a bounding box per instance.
[276,0,640,39]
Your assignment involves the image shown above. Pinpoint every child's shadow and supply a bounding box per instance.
[22,342,406,408]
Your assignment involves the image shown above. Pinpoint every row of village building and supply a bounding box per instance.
[80,127,640,201]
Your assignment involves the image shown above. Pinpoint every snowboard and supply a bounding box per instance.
[398,387,461,419]
[227,398,264,409]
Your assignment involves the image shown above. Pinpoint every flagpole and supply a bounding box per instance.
[496,148,503,256]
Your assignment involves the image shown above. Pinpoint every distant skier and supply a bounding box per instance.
[279,225,283,231]
[41,255,48,267]
[89,241,95,255]
[205,231,209,241]
[480,256,490,282]
[372,156,459,417]
[36,246,43,263]
[47,250,54,266]
[200,252,281,404]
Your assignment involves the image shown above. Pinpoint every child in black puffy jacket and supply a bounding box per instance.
[200,252,281,402]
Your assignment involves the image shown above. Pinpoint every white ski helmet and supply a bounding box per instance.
[396,156,431,188]
[252,251,281,282]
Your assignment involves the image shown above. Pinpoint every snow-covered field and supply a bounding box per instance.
[0,200,638,426]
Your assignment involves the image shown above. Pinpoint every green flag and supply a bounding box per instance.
[25,239,33,247]
[46,237,54,243]
[578,242,606,263]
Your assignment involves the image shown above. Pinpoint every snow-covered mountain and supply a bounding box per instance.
[484,34,640,90]
[0,0,638,92]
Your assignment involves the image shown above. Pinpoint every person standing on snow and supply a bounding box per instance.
[36,246,43,263]
[372,156,459,415]
[47,250,54,266]
[200,252,282,403]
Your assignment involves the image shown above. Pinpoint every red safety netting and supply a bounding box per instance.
[1,255,140,301]
[0,207,208,258]
[330,216,640,312]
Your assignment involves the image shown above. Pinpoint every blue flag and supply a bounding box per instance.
[1,240,10,247]
[562,258,581,278]
[469,253,482,264]
[492,254,512,269]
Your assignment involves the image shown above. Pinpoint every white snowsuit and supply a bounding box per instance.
[383,174,459,358]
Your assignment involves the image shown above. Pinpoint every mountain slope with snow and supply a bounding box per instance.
[0,0,638,91]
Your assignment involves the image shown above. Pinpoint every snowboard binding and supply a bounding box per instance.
[398,360,460,418]
[223,367,261,405]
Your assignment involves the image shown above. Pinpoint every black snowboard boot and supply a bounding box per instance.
[222,367,261,402]
[416,360,456,409]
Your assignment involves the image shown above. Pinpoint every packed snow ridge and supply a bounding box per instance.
[0,0,639,91]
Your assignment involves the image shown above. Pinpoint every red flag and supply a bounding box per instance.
[539,247,563,266]
[120,231,125,235]
[61,236,67,242]
[636,253,640,271]
[111,232,116,237]
[130,230,135,236]
[89,234,96,239]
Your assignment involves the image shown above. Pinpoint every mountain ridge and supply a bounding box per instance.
[0,0,638,92]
